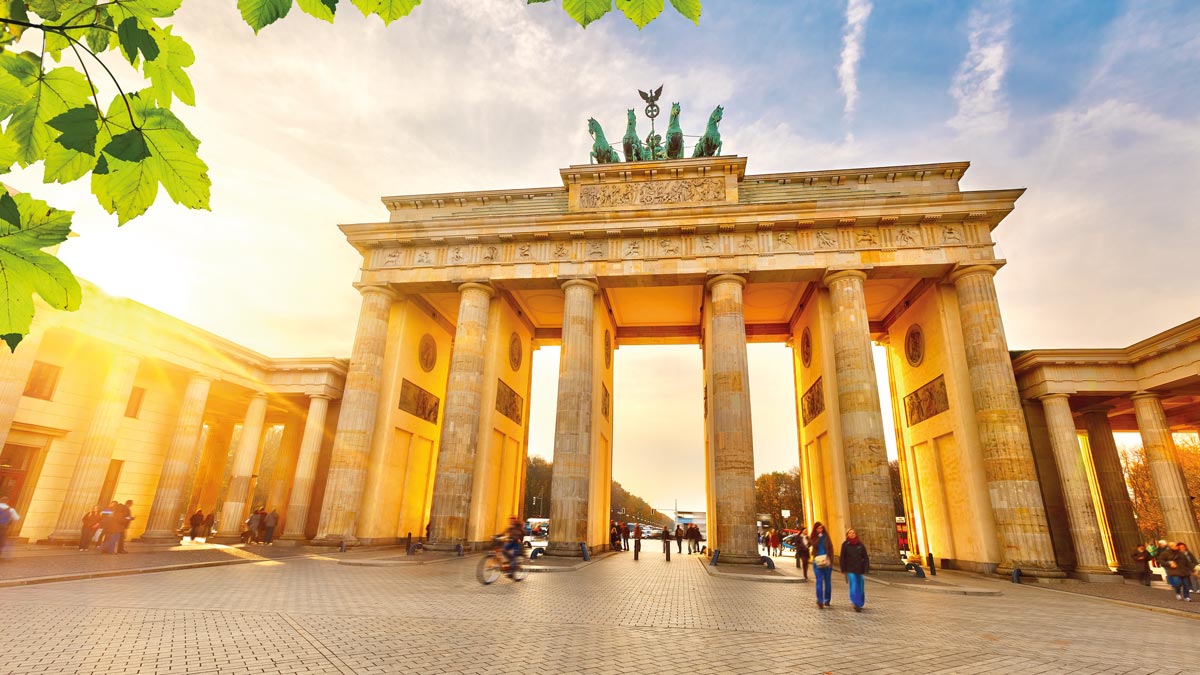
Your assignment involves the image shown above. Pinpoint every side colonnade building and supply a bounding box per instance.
[2,155,1199,581]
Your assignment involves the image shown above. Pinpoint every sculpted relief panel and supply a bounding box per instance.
[578,177,725,210]
[904,375,949,426]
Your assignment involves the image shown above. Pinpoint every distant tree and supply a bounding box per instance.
[888,459,905,517]
[1121,438,1200,542]
[754,467,803,530]
[522,456,671,527]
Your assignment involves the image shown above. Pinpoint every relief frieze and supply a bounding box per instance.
[904,374,949,426]
[578,177,725,210]
[399,379,440,424]
[802,376,825,426]
[496,379,524,424]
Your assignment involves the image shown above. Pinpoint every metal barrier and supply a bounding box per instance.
[710,549,720,566]
[760,555,775,570]
[904,562,926,578]
[407,542,424,556]
[455,543,464,557]
[580,542,590,560]
[530,548,544,559]
[1011,567,1022,584]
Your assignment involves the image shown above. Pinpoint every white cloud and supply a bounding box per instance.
[948,0,1013,136]
[838,0,873,121]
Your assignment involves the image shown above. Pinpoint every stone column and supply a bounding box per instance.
[1040,395,1118,580]
[427,282,495,548]
[705,275,759,564]
[47,352,141,542]
[823,269,901,569]
[1022,400,1076,571]
[545,279,598,557]
[1082,409,1142,576]
[280,394,331,542]
[950,264,1062,576]
[140,374,213,543]
[215,393,268,538]
[1132,393,1200,545]
[0,330,44,447]
[312,284,396,546]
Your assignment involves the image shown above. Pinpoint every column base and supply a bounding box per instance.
[997,563,1068,579]
[711,551,763,565]
[43,532,84,546]
[544,542,586,558]
[272,536,310,546]
[310,535,360,548]
[136,531,184,545]
[208,534,245,545]
[871,560,908,572]
[1070,568,1124,583]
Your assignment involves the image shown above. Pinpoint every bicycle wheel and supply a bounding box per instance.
[511,558,529,582]
[476,553,501,585]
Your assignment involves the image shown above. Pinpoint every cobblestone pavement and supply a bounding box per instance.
[0,551,1195,675]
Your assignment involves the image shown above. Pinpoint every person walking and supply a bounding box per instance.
[633,523,642,560]
[201,512,215,541]
[245,510,262,544]
[770,529,782,557]
[662,524,672,560]
[675,525,684,554]
[1162,542,1194,601]
[621,522,630,551]
[264,509,279,545]
[188,509,204,541]
[795,527,811,579]
[810,521,833,609]
[0,495,20,560]
[79,506,103,551]
[1132,544,1153,587]
[840,528,870,612]
[686,524,696,554]
[115,500,134,553]
[98,502,118,553]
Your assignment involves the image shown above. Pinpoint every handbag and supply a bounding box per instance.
[814,554,831,568]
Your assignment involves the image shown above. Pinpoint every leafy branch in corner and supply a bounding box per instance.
[0,0,699,350]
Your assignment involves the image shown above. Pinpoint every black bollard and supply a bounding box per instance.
[926,552,937,576]
[634,539,640,561]
[339,541,347,553]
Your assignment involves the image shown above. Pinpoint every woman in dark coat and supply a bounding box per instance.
[839,528,870,611]
[79,506,102,551]
[795,527,810,579]
[188,510,204,540]
[809,521,833,608]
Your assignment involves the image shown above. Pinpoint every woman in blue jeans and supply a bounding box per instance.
[810,521,834,609]
[839,528,870,612]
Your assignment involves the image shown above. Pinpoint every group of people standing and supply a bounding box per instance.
[1133,539,1200,600]
[607,521,705,558]
[242,507,281,545]
[186,509,216,541]
[78,500,135,553]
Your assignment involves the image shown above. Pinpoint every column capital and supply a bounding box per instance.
[1038,392,1073,403]
[457,281,495,298]
[821,268,868,287]
[306,393,334,402]
[560,278,599,294]
[947,262,1003,284]
[249,391,269,402]
[1130,392,1161,402]
[706,273,746,290]
[1079,405,1114,417]
[354,282,397,300]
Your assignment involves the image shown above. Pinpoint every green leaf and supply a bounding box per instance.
[0,193,81,348]
[27,0,68,21]
[84,13,115,53]
[0,66,32,119]
[616,0,662,28]
[104,128,151,162]
[237,0,291,33]
[47,104,99,153]
[296,0,337,22]
[351,0,421,25]
[116,16,159,64]
[4,65,94,167]
[119,0,182,18]
[141,106,209,210]
[143,26,194,108]
[563,0,611,27]
[668,0,700,24]
[0,134,19,173]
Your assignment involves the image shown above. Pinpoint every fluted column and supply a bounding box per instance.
[824,269,901,569]
[215,393,268,538]
[141,374,213,542]
[48,352,141,541]
[705,275,759,564]
[1040,395,1118,580]
[1132,393,1200,545]
[950,264,1061,576]
[427,282,496,548]
[281,394,331,541]
[0,330,44,447]
[312,284,396,546]
[1082,408,1141,575]
[545,279,598,557]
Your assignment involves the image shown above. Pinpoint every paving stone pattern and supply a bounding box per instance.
[0,552,1194,674]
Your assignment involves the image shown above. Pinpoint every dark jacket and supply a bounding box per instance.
[839,539,870,575]
[1164,549,1198,577]
[1131,548,1151,571]
[795,534,810,559]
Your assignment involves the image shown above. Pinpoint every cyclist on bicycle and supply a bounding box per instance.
[502,515,524,570]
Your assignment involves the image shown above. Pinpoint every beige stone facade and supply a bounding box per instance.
[5,154,1198,578]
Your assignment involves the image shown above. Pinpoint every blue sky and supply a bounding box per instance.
[11,0,1199,510]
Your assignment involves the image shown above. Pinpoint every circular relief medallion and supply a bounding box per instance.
[417,333,437,372]
[509,332,522,371]
[905,324,925,368]
[800,327,813,368]
[604,330,612,369]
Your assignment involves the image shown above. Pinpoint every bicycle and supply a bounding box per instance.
[477,535,528,585]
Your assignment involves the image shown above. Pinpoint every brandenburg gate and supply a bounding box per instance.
[318,146,1071,576]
